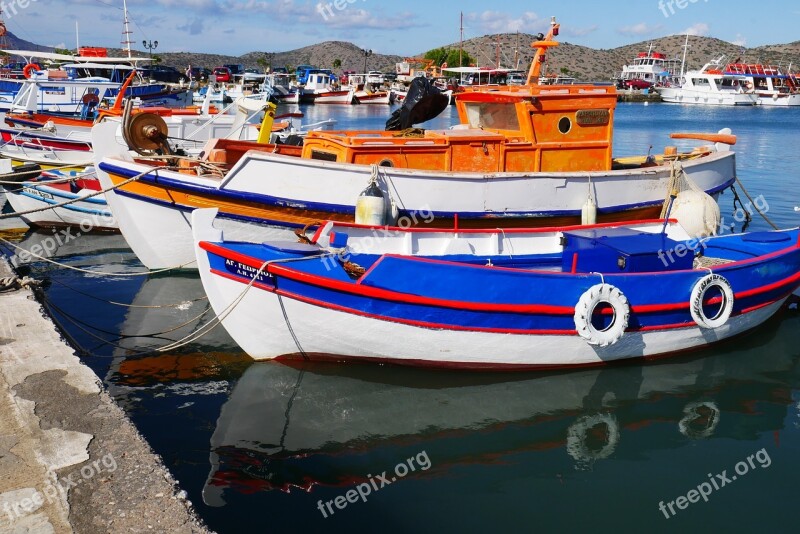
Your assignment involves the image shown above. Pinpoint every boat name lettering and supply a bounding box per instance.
[224,258,272,284]
[22,187,54,200]
[576,109,610,126]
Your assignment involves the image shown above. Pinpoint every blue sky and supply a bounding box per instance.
[2,0,796,56]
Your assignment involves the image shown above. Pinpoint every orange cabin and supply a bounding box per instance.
[300,84,617,173]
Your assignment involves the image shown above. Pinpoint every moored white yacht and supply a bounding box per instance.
[658,57,758,106]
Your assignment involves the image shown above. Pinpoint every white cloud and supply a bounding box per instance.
[732,33,747,47]
[467,11,543,34]
[682,23,710,36]
[617,23,663,36]
[566,25,599,38]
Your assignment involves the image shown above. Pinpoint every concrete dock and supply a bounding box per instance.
[0,257,211,533]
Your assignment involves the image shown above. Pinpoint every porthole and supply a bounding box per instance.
[558,116,572,134]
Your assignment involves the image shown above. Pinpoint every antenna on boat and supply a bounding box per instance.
[121,0,133,59]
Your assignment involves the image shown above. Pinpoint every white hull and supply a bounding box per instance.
[302,88,354,104]
[3,184,117,230]
[658,87,757,106]
[354,91,391,104]
[193,232,786,366]
[0,145,93,166]
[755,92,800,106]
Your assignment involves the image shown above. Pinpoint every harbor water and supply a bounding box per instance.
[2,102,800,533]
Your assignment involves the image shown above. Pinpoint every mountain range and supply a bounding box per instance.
[2,30,799,81]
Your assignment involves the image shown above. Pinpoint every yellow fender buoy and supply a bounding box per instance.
[256,102,277,145]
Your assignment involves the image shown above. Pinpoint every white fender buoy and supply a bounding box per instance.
[574,284,629,346]
[670,189,720,239]
[690,273,734,329]
[355,180,386,226]
[581,196,597,225]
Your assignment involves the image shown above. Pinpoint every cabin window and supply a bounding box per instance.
[558,117,572,134]
[310,150,337,162]
[463,102,520,131]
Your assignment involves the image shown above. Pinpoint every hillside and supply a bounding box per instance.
[3,28,800,81]
[440,33,800,81]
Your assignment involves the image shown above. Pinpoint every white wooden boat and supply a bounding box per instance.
[658,57,758,106]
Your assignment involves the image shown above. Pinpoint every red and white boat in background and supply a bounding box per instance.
[723,63,800,106]
[300,71,354,104]
[346,73,391,105]
[617,47,681,89]
[265,72,300,104]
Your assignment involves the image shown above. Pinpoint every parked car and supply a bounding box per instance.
[212,67,232,83]
[223,64,245,76]
[621,78,653,90]
[139,65,184,83]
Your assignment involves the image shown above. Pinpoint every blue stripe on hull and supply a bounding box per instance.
[100,162,734,222]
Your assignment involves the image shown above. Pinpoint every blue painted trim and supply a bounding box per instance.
[18,191,112,217]
[100,161,734,220]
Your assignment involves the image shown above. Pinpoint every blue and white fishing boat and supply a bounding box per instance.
[1,166,117,230]
[192,209,800,369]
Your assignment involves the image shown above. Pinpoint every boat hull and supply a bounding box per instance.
[658,87,757,106]
[300,88,354,104]
[193,219,800,368]
[2,182,117,230]
[354,91,391,104]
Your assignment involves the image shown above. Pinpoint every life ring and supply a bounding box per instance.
[574,283,629,346]
[678,401,720,439]
[23,63,40,78]
[690,274,734,329]
[566,413,620,465]
[745,81,754,90]
[81,93,100,106]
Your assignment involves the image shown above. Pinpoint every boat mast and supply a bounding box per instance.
[459,11,463,67]
[121,0,133,58]
[680,34,690,77]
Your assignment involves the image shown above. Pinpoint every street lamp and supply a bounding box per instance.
[363,49,372,73]
[142,39,158,60]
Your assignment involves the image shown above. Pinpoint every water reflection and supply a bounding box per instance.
[199,310,799,506]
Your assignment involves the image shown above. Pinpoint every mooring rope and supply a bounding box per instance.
[47,275,208,309]
[0,236,195,276]
[734,175,779,230]
[0,167,160,220]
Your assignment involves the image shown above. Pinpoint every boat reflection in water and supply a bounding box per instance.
[201,309,799,507]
